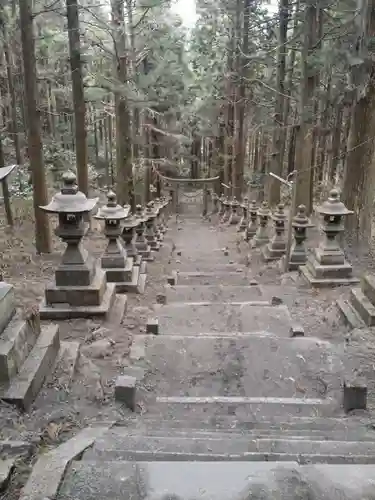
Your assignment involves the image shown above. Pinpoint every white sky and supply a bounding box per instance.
[171,0,198,29]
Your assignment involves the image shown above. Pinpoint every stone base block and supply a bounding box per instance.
[45,269,107,308]
[361,274,375,305]
[55,254,95,287]
[228,214,240,225]
[350,287,375,326]
[0,315,39,383]
[40,284,116,319]
[336,297,366,329]
[138,245,154,262]
[304,256,357,281]
[3,324,60,411]
[167,271,178,286]
[262,245,286,262]
[343,379,367,413]
[0,282,16,334]
[252,236,269,248]
[300,264,359,288]
[148,239,160,251]
[115,375,136,411]
[105,258,134,284]
[115,266,147,295]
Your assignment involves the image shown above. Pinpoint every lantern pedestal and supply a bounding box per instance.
[120,218,147,293]
[300,189,359,287]
[262,203,287,262]
[228,198,240,225]
[134,206,154,262]
[251,202,270,247]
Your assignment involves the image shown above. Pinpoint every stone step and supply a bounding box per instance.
[0,458,15,491]
[2,324,60,411]
[0,315,39,384]
[91,423,375,444]
[151,302,293,335]
[71,458,375,499]
[336,297,366,329]
[56,460,375,499]
[133,415,373,434]
[174,271,254,286]
[164,284,264,303]
[152,397,337,421]
[85,432,375,463]
[0,283,16,334]
[350,287,375,326]
[138,335,343,402]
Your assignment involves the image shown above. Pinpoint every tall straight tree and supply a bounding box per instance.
[19,0,51,253]
[67,0,88,195]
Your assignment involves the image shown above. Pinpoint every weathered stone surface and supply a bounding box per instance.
[290,324,305,337]
[349,287,375,326]
[153,303,293,336]
[139,335,343,404]
[115,375,136,410]
[336,298,366,329]
[56,461,375,499]
[52,341,80,387]
[0,458,15,490]
[20,426,112,500]
[173,272,254,286]
[3,324,60,411]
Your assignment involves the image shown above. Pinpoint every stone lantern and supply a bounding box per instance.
[39,170,116,318]
[211,192,219,214]
[245,200,258,242]
[228,197,241,225]
[237,197,248,232]
[134,204,153,261]
[221,197,231,223]
[154,198,165,239]
[263,203,287,261]
[286,205,313,271]
[145,201,160,251]
[95,191,143,293]
[300,189,359,286]
[252,201,271,247]
[218,195,225,217]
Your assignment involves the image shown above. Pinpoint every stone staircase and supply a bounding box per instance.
[39,214,375,497]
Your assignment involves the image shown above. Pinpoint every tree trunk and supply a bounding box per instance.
[19,0,51,253]
[67,0,88,195]
[268,0,289,204]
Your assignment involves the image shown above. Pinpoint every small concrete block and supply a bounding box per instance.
[290,325,305,337]
[146,318,159,335]
[271,296,283,305]
[156,293,167,305]
[343,379,367,413]
[115,375,136,411]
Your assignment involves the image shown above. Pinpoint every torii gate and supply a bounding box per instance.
[154,169,220,216]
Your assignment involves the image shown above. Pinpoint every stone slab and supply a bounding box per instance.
[3,324,60,411]
[350,287,375,326]
[56,461,375,499]
[164,284,264,303]
[300,265,360,287]
[40,283,116,319]
[362,273,375,304]
[153,303,293,336]
[20,425,112,500]
[141,335,343,402]
[0,458,15,490]
[0,316,38,383]
[115,375,136,410]
[336,298,366,329]
[0,441,34,460]
[0,282,15,334]
[174,271,255,286]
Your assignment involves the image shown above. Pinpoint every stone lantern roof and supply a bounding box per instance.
[292,205,314,229]
[95,191,130,221]
[317,189,353,216]
[40,170,98,214]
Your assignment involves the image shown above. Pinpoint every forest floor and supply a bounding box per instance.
[1,195,375,497]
